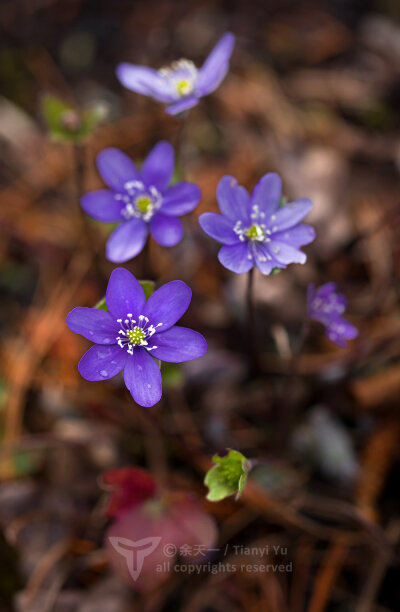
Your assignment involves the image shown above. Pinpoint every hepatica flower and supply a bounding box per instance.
[116,32,235,115]
[66,268,207,407]
[81,141,201,263]
[199,173,315,275]
[307,282,358,347]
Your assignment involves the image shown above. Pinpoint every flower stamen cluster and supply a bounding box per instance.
[116,180,162,222]
[116,313,162,355]
[80,142,202,263]
[199,173,316,275]
[116,33,235,115]
[158,59,198,98]
[67,270,207,407]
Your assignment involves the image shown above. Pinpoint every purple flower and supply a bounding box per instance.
[199,173,315,275]
[307,282,358,347]
[66,268,207,407]
[81,141,201,263]
[116,33,235,115]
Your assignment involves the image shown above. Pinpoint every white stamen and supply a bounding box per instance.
[118,180,162,223]
[158,58,198,98]
[116,313,163,355]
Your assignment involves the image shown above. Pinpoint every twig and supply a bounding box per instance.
[0,249,91,480]
[289,538,314,612]
[22,537,71,609]
[308,536,349,612]
[355,521,400,612]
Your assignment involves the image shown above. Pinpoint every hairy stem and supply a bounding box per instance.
[73,144,104,280]
[141,239,151,279]
[246,268,258,374]
[174,113,187,178]
[278,318,311,448]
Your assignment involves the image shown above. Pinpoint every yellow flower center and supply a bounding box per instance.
[176,79,192,96]
[245,224,265,241]
[135,195,153,214]
[127,327,146,345]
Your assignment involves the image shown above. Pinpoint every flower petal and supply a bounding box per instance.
[151,326,207,362]
[253,243,283,275]
[217,175,250,222]
[199,212,239,245]
[143,280,191,331]
[78,344,127,381]
[141,141,174,191]
[149,214,183,247]
[106,218,148,263]
[326,317,358,347]
[250,173,282,217]
[315,282,338,299]
[161,182,201,216]
[332,293,348,312]
[81,190,124,223]
[196,33,235,96]
[116,64,175,103]
[106,267,146,320]
[271,198,313,232]
[273,224,316,248]
[218,243,254,274]
[166,96,199,115]
[309,283,348,324]
[96,148,140,192]
[268,240,307,265]
[66,307,119,344]
[124,348,162,407]
[255,257,274,275]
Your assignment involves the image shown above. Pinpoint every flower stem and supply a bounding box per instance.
[174,113,187,179]
[246,268,258,374]
[278,318,311,449]
[126,391,206,469]
[141,240,151,279]
[73,144,104,280]
[73,143,87,227]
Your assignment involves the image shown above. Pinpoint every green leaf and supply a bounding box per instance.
[14,450,38,477]
[41,95,104,143]
[170,165,181,185]
[140,280,155,300]
[42,95,71,134]
[162,362,184,388]
[204,449,250,502]
[94,297,108,311]
[93,281,155,312]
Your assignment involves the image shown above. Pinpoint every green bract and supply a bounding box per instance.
[94,296,108,311]
[41,95,105,143]
[161,362,184,388]
[204,449,250,502]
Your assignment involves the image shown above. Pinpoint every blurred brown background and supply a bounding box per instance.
[0,0,400,610]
